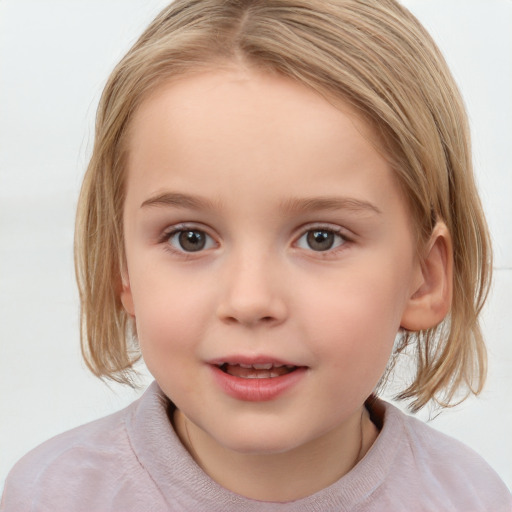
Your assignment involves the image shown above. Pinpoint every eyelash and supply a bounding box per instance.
[159,224,351,256]
[294,226,349,254]
[160,224,217,256]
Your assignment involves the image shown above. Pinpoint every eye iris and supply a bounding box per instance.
[307,230,334,251]
[178,230,206,252]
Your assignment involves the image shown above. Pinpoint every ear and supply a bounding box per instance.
[400,222,453,331]
[120,269,136,317]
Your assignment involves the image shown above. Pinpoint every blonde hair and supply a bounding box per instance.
[75,0,492,411]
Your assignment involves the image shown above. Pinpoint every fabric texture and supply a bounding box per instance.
[1,381,511,512]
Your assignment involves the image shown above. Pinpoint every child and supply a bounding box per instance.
[2,0,511,510]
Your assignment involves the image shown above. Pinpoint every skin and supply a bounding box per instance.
[120,66,452,501]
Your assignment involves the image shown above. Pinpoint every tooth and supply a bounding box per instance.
[246,372,271,379]
[252,363,273,370]
[238,363,252,369]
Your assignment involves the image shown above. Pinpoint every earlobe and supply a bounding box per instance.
[400,222,453,331]
[120,271,136,317]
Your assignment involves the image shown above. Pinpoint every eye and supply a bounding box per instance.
[296,228,346,252]
[167,228,216,253]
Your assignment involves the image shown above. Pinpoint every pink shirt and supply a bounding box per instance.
[1,381,511,511]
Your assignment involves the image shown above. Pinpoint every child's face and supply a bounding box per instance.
[121,67,422,454]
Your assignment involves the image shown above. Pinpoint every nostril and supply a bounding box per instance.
[221,314,278,326]
[216,295,288,326]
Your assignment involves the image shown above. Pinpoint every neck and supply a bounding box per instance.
[173,406,378,502]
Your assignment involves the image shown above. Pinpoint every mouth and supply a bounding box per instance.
[217,362,299,379]
[209,358,307,401]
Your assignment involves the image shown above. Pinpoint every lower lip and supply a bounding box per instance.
[209,365,307,402]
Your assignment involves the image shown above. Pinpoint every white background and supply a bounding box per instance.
[1,0,511,493]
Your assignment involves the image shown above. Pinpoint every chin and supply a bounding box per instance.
[212,423,311,456]
[225,438,298,456]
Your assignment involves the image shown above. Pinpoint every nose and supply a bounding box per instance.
[216,250,288,327]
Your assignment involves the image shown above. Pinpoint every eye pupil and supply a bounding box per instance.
[307,230,335,251]
[178,230,206,252]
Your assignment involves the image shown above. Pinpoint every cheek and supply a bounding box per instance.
[129,274,209,360]
[130,270,224,390]
[133,293,202,398]
[301,267,409,382]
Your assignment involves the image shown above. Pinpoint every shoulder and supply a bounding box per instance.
[0,387,163,512]
[372,399,512,511]
[394,403,502,481]
[7,403,129,473]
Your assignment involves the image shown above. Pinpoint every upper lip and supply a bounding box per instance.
[207,355,304,368]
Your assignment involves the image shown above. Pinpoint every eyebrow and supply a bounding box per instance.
[280,196,382,216]
[140,192,217,210]
[140,191,381,216]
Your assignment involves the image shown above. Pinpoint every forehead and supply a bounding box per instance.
[123,67,406,222]
[128,68,365,147]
